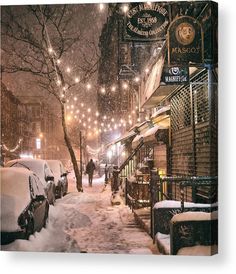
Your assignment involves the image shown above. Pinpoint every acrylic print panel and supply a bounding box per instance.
[0,1,218,256]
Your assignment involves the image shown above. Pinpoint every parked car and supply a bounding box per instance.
[0,167,49,245]
[5,159,55,205]
[47,160,68,198]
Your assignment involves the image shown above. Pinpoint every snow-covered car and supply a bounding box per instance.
[0,167,49,245]
[47,160,68,198]
[5,159,56,205]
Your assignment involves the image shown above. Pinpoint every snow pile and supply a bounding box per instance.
[2,174,155,254]
[153,200,217,209]
[171,210,218,223]
[155,233,170,255]
[177,245,218,256]
[110,192,123,206]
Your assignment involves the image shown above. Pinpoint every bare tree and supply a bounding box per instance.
[1,5,100,191]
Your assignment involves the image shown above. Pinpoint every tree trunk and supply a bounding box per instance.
[60,103,83,192]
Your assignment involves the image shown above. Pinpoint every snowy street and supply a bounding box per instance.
[2,173,158,254]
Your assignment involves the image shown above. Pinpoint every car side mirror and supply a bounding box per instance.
[61,172,68,177]
[46,175,54,182]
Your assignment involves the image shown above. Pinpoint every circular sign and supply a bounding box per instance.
[175,22,195,45]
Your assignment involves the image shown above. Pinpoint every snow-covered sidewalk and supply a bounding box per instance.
[2,174,157,254]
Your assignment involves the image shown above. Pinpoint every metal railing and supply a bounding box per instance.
[124,171,218,237]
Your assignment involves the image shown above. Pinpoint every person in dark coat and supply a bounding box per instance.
[104,164,109,186]
[86,159,96,187]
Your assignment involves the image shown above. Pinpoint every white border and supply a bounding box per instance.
[0,0,235,273]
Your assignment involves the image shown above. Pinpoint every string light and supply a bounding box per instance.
[75,77,79,83]
[122,4,129,13]
[2,138,23,153]
[66,115,72,122]
[134,76,140,83]
[66,67,71,73]
[122,82,128,90]
[111,85,116,92]
[81,103,84,107]
[86,83,91,90]
[100,87,106,94]
[87,108,91,113]
[145,67,149,73]
[48,47,53,53]
[96,111,99,117]
[99,3,105,11]
[57,80,61,86]
[56,59,61,64]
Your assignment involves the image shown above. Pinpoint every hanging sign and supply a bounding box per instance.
[167,16,204,64]
[161,66,189,85]
[124,3,169,41]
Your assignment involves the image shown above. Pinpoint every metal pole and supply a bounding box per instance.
[80,130,82,178]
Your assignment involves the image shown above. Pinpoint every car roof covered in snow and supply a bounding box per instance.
[47,160,65,182]
[0,167,32,231]
[5,159,54,185]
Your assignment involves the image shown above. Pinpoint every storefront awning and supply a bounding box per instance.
[131,134,143,149]
[151,105,170,118]
[143,125,166,144]
[108,130,137,147]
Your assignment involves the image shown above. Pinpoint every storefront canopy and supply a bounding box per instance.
[143,124,167,144]
[109,130,137,147]
[131,134,143,149]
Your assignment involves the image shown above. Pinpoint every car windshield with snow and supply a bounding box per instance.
[5,159,56,205]
[0,167,49,245]
[47,160,68,198]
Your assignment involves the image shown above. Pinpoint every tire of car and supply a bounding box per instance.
[43,204,49,228]
[64,183,68,196]
[51,185,56,205]
[59,185,63,199]
[25,218,34,240]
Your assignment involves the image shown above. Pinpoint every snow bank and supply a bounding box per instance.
[2,175,155,254]
[177,245,218,256]
[153,200,217,209]
[171,211,218,223]
[155,232,170,255]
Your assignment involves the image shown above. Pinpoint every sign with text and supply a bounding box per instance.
[124,3,169,41]
[161,66,189,85]
[168,16,203,64]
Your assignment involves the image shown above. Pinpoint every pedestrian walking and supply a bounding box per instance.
[104,163,109,185]
[86,159,96,187]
